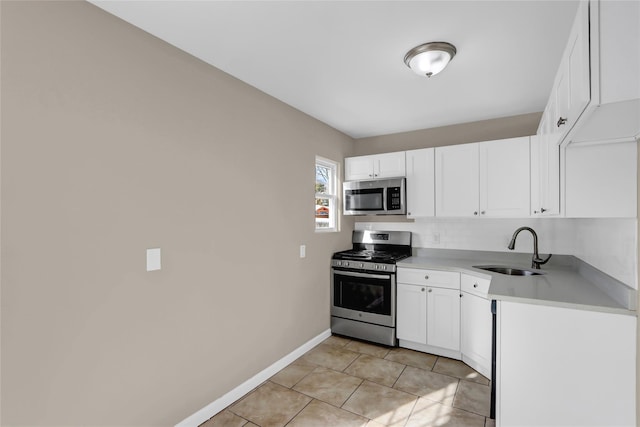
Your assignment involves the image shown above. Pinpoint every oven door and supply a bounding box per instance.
[331,268,395,327]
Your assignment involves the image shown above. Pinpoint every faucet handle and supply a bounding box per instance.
[532,253,552,269]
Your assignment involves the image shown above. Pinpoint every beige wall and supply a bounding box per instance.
[353,112,542,155]
[0,2,354,425]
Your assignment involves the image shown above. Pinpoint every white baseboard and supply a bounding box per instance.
[175,328,332,427]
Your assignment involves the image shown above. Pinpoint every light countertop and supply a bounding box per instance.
[398,250,636,316]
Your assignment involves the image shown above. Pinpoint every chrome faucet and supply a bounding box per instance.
[507,226,552,270]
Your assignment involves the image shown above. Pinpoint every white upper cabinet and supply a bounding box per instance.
[552,1,590,140]
[565,140,637,218]
[435,143,480,217]
[543,0,640,145]
[479,137,530,217]
[435,138,530,218]
[345,151,406,181]
[530,133,560,216]
[405,148,435,218]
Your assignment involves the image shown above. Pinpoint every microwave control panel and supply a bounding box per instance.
[387,187,402,210]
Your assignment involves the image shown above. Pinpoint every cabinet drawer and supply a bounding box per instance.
[398,268,460,290]
[461,274,490,297]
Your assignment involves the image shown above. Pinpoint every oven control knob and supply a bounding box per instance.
[383,265,387,270]
[342,261,348,267]
[359,263,364,268]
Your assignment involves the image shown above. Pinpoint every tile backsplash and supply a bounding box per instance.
[355,217,637,289]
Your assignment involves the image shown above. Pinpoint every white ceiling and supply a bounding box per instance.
[90,0,580,138]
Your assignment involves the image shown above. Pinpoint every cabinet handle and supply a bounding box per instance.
[481,211,486,215]
[557,117,567,127]
[374,173,378,177]
[473,211,478,216]
[534,210,539,214]
[408,212,411,216]
[421,288,425,292]
[540,208,547,213]
[474,283,478,288]
[428,288,432,292]
[424,275,429,280]
[460,293,463,297]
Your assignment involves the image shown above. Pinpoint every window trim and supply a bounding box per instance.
[315,156,340,233]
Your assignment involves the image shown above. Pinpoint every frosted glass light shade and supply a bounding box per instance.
[404,42,457,78]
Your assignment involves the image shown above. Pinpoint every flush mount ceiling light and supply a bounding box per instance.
[404,41,457,78]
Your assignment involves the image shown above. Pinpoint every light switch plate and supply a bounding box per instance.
[299,245,306,258]
[146,248,161,271]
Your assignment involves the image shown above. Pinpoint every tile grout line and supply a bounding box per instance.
[281,397,315,427]
[341,352,362,373]
[390,363,408,389]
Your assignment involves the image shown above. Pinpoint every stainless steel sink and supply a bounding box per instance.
[473,265,544,276]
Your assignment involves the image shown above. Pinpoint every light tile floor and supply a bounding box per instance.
[201,335,494,427]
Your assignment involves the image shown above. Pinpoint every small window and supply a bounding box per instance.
[315,156,339,232]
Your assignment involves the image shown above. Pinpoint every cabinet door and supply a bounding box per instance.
[479,137,530,217]
[531,133,560,216]
[397,283,427,344]
[565,1,590,131]
[375,151,406,178]
[435,143,479,217]
[345,156,374,181]
[554,1,590,139]
[565,141,637,218]
[405,148,435,218]
[426,287,460,351]
[530,134,543,216]
[461,292,492,379]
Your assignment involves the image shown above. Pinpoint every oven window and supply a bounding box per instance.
[334,273,391,315]
[345,189,384,211]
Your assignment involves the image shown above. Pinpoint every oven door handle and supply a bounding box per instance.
[332,269,391,280]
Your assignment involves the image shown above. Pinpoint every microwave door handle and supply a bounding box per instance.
[382,187,387,211]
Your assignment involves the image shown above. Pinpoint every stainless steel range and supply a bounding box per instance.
[330,230,412,346]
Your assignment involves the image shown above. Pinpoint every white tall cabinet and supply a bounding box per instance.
[435,137,530,217]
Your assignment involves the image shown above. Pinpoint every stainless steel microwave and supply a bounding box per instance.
[343,178,406,215]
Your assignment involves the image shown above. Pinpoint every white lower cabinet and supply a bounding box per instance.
[460,274,492,379]
[426,287,460,351]
[396,267,461,358]
[397,267,493,375]
[396,283,427,344]
[497,300,636,427]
